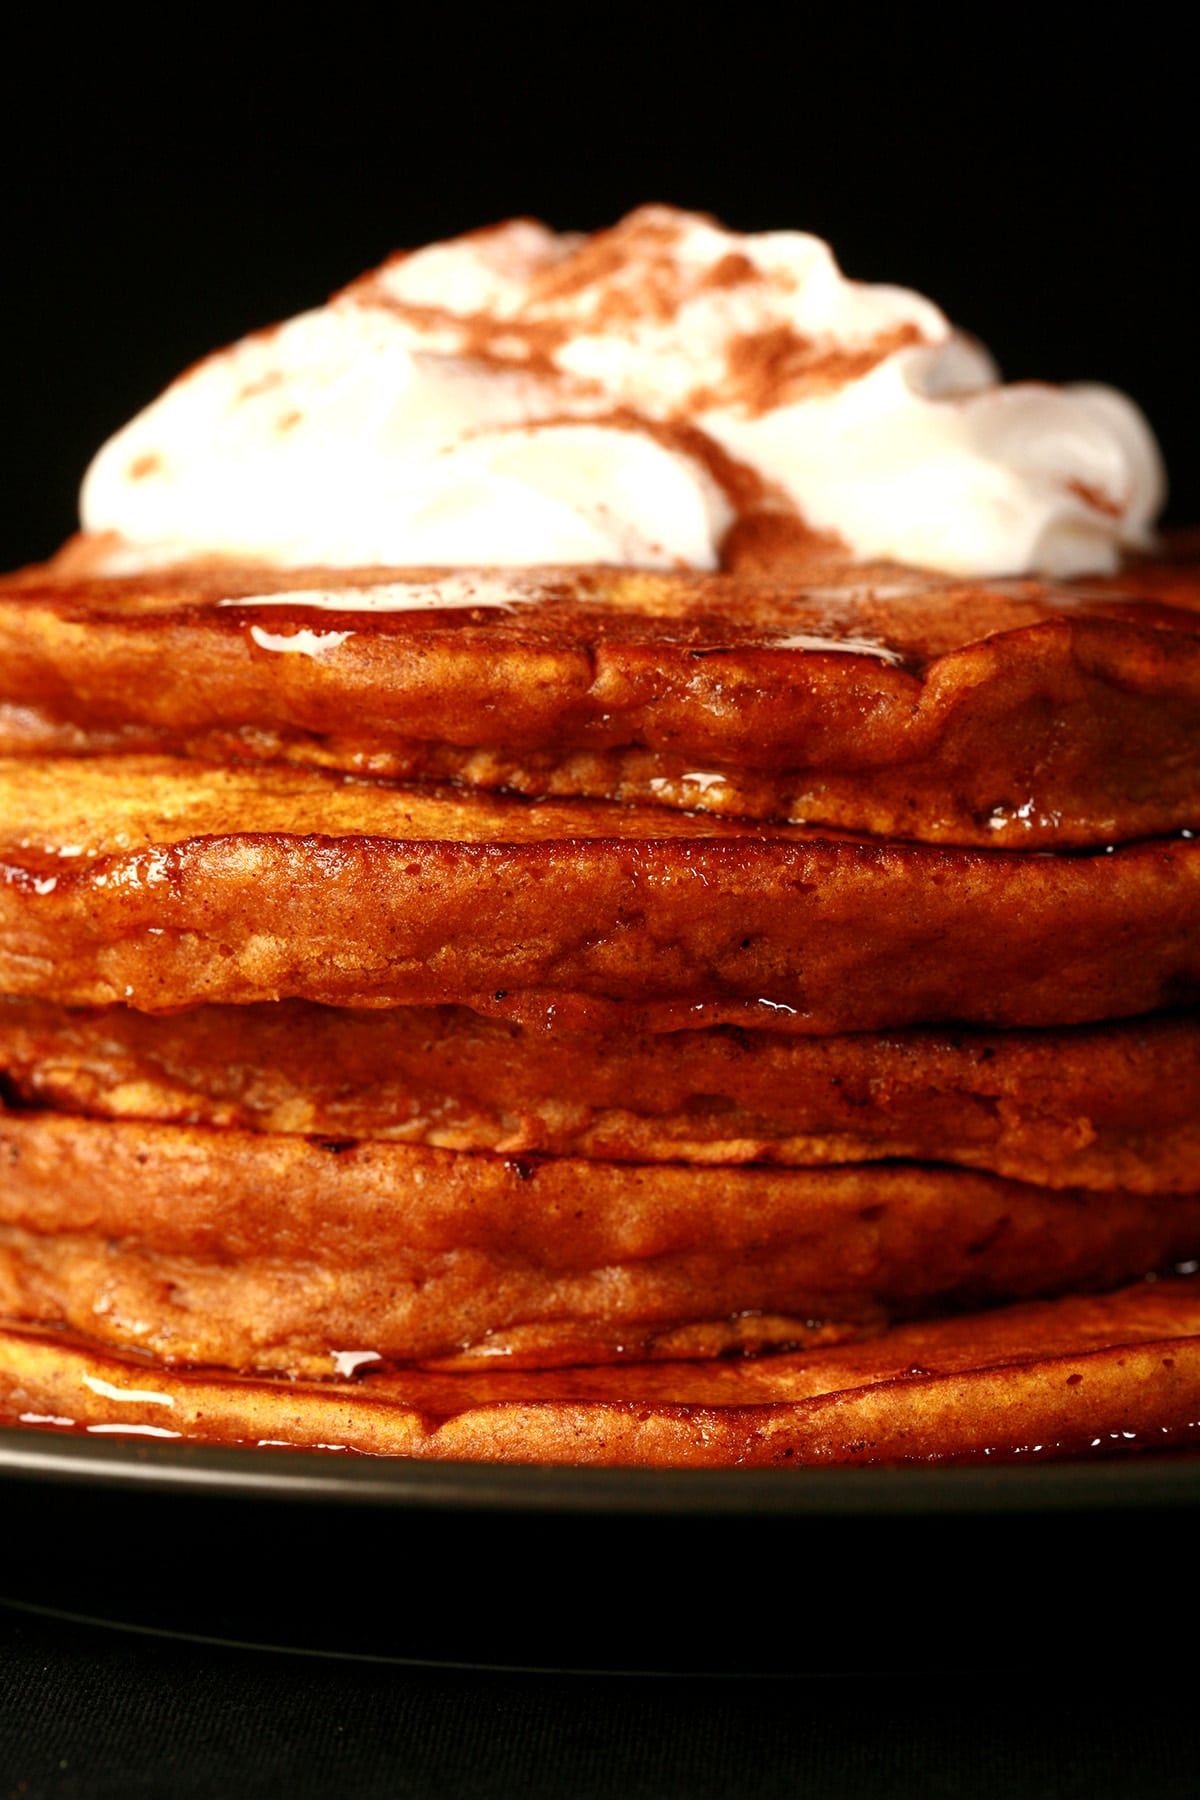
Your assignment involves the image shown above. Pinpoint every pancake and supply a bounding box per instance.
[2,1278,1198,1466]
[4,997,1200,1193]
[4,755,1200,1029]
[3,553,1200,848]
[4,1104,1200,1373]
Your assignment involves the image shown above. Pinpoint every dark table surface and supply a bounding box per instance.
[4,1604,1197,1800]
[1,1436,1198,1797]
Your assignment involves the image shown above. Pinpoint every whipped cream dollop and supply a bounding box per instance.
[81,206,1165,579]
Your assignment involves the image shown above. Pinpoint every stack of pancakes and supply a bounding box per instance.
[2,546,1200,1465]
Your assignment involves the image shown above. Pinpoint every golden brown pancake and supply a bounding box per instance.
[4,997,1200,1193]
[2,1278,1198,1465]
[5,544,1200,1466]
[4,552,1200,846]
[3,755,1200,1029]
[3,1104,1199,1373]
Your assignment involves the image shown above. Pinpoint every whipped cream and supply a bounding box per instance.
[80,206,1165,579]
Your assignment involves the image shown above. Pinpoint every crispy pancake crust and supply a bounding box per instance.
[4,555,1200,846]
[3,1106,1199,1372]
[4,756,1200,1029]
[2,1280,1198,1465]
[4,998,1200,1192]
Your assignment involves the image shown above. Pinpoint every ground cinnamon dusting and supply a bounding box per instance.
[694,321,925,415]
[1068,479,1123,519]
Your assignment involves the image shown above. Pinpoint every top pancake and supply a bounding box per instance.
[4,540,1200,847]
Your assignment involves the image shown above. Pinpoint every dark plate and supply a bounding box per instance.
[2,1427,1196,1672]
[4,1422,1200,1512]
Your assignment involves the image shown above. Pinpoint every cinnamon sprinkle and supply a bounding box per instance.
[691,321,925,417]
[1068,479,1124,519]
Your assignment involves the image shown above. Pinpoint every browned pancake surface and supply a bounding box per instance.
[6,543,1200,1467]
[4,1105,1199,1372]
[3,756,1200,1029]
[2,1280,1198,1465]
[4,998,1200,1192]
[4,555,1200,845]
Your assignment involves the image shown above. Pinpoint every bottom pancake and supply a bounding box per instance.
[3,1105,1200,1373]
[2,1279,1198,1466]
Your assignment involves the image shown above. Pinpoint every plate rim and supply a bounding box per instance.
[3,1424,1198,1516]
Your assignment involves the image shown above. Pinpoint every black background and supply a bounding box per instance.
[0,15,1194,573]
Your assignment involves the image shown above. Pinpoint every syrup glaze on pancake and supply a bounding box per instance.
[4,1104,1200,1373]
[2,1279,1198,1465]
[3,755,1200,1029]
[4,998,1200,1193]
[4,549,1200,846]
